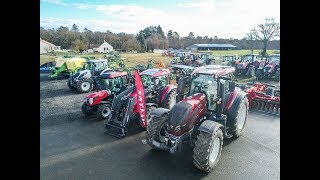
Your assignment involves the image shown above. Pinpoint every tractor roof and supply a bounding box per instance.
[192,65,235,77]
[170,64,195,70]
[243,54,259,56]
[140,68,170,77]
[100,71,127,79]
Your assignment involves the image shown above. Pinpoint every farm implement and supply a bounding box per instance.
[243,82,280,114]
[50,57,87,79]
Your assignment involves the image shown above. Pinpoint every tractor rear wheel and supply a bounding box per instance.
[275,70,280,81]
[163,89,176,110]
[96,103,112,120]
[255,69,263,80]
[67,79,76,90]
[76,79,93,93]
[146,115,168,150]
[81,102,95,115]
[193,128,223,172]
[227,97,249,138]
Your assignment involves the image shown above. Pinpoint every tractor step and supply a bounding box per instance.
[104,122,126,138]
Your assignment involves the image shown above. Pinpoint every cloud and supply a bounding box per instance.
[41,0,280,39]
[41,0,67,6]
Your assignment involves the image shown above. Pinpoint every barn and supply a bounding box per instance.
[40,38,61,54]
[93,40,114,53]
[187,44,237,51]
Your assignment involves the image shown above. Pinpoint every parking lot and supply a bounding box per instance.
[40,73,280,180]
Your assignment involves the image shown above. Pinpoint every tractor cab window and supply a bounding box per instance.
[157,75,169,87]
[141,75,154,87]
[94,62,104,72]
[190,74,218,111]
[243,55,254,63]
[121,76,128,86]
[113,77,122,90]
[98,78,113,90]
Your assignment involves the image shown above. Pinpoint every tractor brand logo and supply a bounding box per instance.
[138,90,145,120]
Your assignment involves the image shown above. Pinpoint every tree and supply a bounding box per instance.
[71,24,79,32]
[72,39,87,53]
[245,30,257,54]
[252,18,280,56]
[121,38,141,51]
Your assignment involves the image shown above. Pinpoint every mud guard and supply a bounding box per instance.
[160,84,177,104]
[226,91,248,117]
[198,120,224,135]
[149,108,170,118]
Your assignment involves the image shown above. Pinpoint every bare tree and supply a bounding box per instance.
[252,18,280,56]
[245,30,257,54]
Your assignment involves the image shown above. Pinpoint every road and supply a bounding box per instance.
[40,75,280,180]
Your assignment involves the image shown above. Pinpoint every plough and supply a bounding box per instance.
[243,82,280,114]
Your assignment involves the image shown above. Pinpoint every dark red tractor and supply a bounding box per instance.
[144,65,249,172]
[81,71,130,120]
[243,82,280,114]
[105,68,177,138]
[256,54,280,81]
[236,54,264,77]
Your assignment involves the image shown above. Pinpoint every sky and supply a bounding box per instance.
[40,0,280,39]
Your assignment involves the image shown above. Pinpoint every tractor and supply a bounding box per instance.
[236,54,263,77]
[256,54,280,81]
[199,53,215,65]
[81,71,130,120]
[170,52,187,66]
[221,55,239,67]
[68,59,111,93]
[104,68,177,138]
[144,65,249,172]
[242,82,280,114]
[170,64,195,83]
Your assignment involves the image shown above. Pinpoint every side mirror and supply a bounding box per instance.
[229,82,236,92]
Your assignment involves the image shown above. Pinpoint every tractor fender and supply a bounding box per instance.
[198,120,224,135]
[225,90,248,117]
[160,84,177,104]
[149,108,170,118]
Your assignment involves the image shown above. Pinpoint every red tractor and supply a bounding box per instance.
[105,68,177,138]
[81,71,130,120]
[243,82,280,114]
[144,65,249,172]
[236,54,264,77]
[256,54,280,81]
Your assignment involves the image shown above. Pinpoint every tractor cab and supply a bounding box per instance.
[97,71,129,94]
[199,53,214,65]
[267,54,280,66]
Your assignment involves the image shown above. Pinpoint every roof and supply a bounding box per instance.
[140,68,170,77]
[88,59,108,63]
[170,64,195,70]
[188,44,236,48]
[40,38,57,47]
[100,71,128,79]
[192,65,235,77]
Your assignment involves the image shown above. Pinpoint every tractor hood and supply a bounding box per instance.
[87,90,109,99]
[86,90,110,106]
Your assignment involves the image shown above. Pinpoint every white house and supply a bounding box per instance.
[94,40,113,53]
[40,38,61,54]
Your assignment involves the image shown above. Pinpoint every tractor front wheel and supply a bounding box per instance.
[96,103,112,121]
[81,102,95,115]
[67,79,76,90]
[76,79,93,93]
[146,115,168,150]
[193,128,223,172]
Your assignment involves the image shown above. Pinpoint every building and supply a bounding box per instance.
[93,40,114,53]
[186,44,237,51]
[40,38,61,54]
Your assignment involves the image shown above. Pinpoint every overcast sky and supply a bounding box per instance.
[40,0,280,39]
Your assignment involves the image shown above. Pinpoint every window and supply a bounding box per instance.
[121,76,128,86]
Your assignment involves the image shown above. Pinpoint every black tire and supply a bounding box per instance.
[163,89,176,109]
[275,70,280,82]
[81,102,95,115]
[76,79,93,93]
[246,66,255,77]
[67,79,76,90]
[146,115,168,150]
[227,97,249,138]
[95,103,112,120]
[255,69,263,80]
[193,129,223,172]
[265,87,275,96]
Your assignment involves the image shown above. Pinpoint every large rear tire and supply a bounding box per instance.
[163,89,176,109]
[67,79,76,90]
[146,115,168,150]
[76,79,93,93]
[275,70,280,82]
[193,129,223,172]
[227,97,249,138]
[95,103,112,121]
[81,102,95,115]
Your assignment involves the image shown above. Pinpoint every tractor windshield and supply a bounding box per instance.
[141,75,154,87]
[190,74,218,111]
[98,78,113,90]
[243,55,254,63]
[269,56,280,65]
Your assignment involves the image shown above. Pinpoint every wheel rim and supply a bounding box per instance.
[158,122,167,143]
[237,105,247,130]
[81,82,91,91]
[209,137,221,164]
[102,106,111,119]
